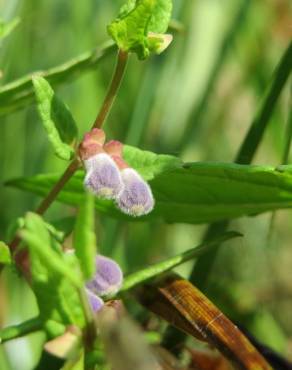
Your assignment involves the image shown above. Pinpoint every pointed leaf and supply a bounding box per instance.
[32,77,78,160]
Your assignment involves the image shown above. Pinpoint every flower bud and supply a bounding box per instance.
[86,288,104,312]
[117,168,154,217]
[84,153,124,199]
[86,255,123,297]
[79,128,106,161]
[148,33,173,54]
[104,140,123,157]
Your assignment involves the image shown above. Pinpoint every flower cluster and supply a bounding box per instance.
[79,128,154,217]
[85,254,123,312]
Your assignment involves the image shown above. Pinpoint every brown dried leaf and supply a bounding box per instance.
[134,273,272,370]
[187,347,233,370]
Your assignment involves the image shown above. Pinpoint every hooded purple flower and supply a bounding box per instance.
[86,255,123,298]
[117,168,154,217]
[84,153,124,200]
[85,289,104,312]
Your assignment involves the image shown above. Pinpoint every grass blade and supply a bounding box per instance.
[0,41,115,116]
[121,231,241,292]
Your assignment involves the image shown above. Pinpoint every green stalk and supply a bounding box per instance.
[235,41,292,164]
[0,317,42,343]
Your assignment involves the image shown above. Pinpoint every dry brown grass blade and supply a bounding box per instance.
[134,273,272,370]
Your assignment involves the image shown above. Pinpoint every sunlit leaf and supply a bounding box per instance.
[108,0,172,59]
[0,241,11,265]
[20,213,85,329]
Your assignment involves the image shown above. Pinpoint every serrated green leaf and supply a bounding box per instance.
[32,77,78,160]
[21,214,81,287]
[123,145,181,180]
[0,241,11,265]
[148,0,172,33]
[0,18,20,41]
[108,0,172,59]
[121,231,241,292]
[21,213,85,328]
[73,193,96,280]
[7,146,292,224]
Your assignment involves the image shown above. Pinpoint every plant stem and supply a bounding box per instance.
[93,49,128,129]
[35,49,128,216]
[8,49,128,256]
[0,316,42,343]
[35,159,80,215]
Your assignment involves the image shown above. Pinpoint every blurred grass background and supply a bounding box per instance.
[0,0,291,369]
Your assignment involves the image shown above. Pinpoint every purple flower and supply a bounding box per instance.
[86,255,123,298]
[84,153,124,199]
[85,289,104,312]
[117,168,154,217]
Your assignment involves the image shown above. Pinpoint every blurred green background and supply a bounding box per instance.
[0,0,291,369]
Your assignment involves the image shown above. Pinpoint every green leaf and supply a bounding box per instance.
[121,231,241,292]
[0,18,20,41]
[147,0,172,33]
[32,77,78,160]
[0,241,11,265]
[108,0,172,59]
[123,145,181,180]
[73,193,96,280]
[7,146,292,224]
[20,213,85,328]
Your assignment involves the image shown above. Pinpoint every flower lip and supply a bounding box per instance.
[104,140,123,157]
[85,288,104,312]
[79,128,106,160]
[86,255,123,297]
[117,168,154,217]
[84,153,124,199]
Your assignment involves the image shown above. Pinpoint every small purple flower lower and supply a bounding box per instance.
[117,168,154,217]
[84,153,124,199]
[86,255,123,313]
